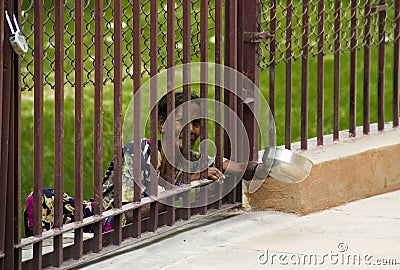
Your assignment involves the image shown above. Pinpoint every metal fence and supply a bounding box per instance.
[1,0,399,269]
[1,0,258,269]
[259,0,399,149]
[20,0,218,90]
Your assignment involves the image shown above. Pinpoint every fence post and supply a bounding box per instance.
[241,0,260,161]
[1,0,22,268]
[0,0,6,265]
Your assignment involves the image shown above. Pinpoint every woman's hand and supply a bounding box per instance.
[206,167,225,182]
[191,167,225,182]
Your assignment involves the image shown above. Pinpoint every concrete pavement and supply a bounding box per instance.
[78,190,400,270]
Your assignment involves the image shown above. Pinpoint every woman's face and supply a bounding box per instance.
[159,102,201,150]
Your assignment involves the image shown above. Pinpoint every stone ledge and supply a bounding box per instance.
[245,122,400,215]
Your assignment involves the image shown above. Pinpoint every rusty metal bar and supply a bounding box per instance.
[53,0,64,267]
[0,56,12,270]
[199,0,209,214]
[223,0,231,161]
[333,0,340,141]
[317,0,324,146]
[214,0,223,209]
[301,0,309,150]
[237,0,243,106]
[18,179,216,249]
[132,0,142,238]
[363,0,371,134]
[241,0,259,160]
[0,0,6,266]
[231,0,238,202]
[26,202,241,270]
[0,0,4,155]
[14,106,22,269]
[285,0,292,149]
[33,0,44,267]
[74,0,84,260]
[269,0,276,147]
[54,0,65,265]
[226,0,238,203]
[3,0,18,266]
[14,1,23,266]
[5,44,15,269]
[113,0,123,246]
[181,0,191,220]
[93,0,104,252]
[394,0,400,127]
[349,0,357,137]
[182,0,190,183]
[377,0,386,131]
[200,0,209,179]
[148,0,159,233]
[166,0,176,226]
[5,76,14,270]
[228,0,237,158]
[235,0,243,204]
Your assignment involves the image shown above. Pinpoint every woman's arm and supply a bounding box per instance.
[222,160,269,181]
[190,160,269,182]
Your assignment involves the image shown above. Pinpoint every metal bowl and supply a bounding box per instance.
[262,147,313,183]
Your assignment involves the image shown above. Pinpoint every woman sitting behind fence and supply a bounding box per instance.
[24,92,269,236]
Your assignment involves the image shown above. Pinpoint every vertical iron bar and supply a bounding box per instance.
[93,0,104,252]
[5,45,15,270]
[224,0,231,161]
[214,0,223,209]
[227,0,237,203]
[349,0,357,137]
[132,0,142,238]
[285,0,292,149]
[200,0,208,177]
[269,0,276,147]
[199,0,208,214]
[237,0,243,154]
[113,0,123,246]
[301,0,309,149]
[377,0,386,131]
[333,0,341,140]
[0,68,10,270]
[241,0,259,160]
[235,0,243,204]
[181,0,191,220]
[14,0,22,266]
[4,0,16,266]
[148,0,159,233]
[394,0,400,127]
[0,0,4,156]
[33,0,44,267]
[223,0,230,205]
[0,0,6,266]
[364,0,371,134]
[54,0,65,265]
[74,0,84,259]
[317,0,324,146]
[166,0,176,226]
[2,53,15,269]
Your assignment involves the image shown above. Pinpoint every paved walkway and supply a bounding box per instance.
[79,190,400,270]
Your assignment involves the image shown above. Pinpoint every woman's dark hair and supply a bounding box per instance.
[158,92,200,121]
